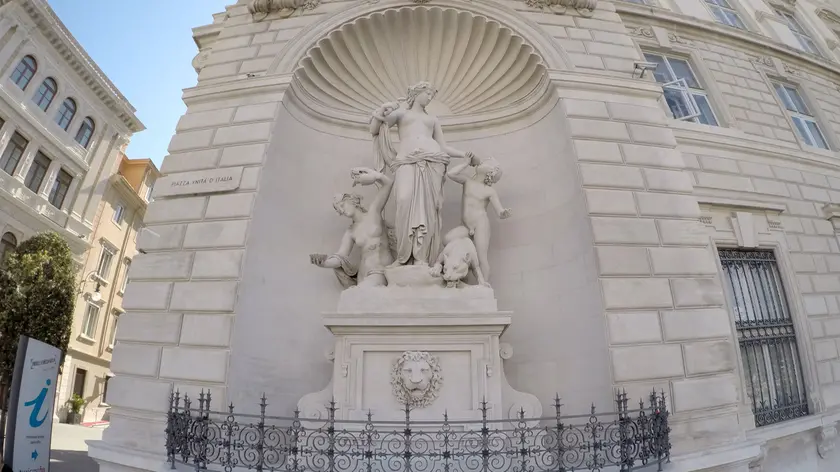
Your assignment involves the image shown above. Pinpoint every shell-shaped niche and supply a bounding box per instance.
[292,6,548,122]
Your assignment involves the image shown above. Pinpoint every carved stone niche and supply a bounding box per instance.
[248,0,319,20]
[523,0,598,16]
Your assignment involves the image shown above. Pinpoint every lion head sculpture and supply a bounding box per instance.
[390,351,443,408]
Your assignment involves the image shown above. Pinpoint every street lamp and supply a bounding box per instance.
[77,271,102,302]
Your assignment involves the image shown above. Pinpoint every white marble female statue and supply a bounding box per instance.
[370,82,476,267]
[309,168,395,288]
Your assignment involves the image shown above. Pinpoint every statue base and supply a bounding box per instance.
[298,286,541,424]
[383,263,443,288]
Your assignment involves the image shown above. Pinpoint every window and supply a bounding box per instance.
[23,151,50,193]
[75,117,94,148]
[774,83,829,149]
[54,98,76,130]
[72,368,87,397]
[144,183,154,202]
[120,260,130,293]
[108,315,118,346]
[10,55,36,90]
[645,53,719,126]
[102,376,111,404]
[113,203,125,225]
[32,78,56,111]
[0,132,28,176]
[96,245,115,280]
[719,249,808,427]
[776,11,820,55]
[48,169,72,209]
[0,232,16,268]
[81,304,100,338]
[705,0,746,29]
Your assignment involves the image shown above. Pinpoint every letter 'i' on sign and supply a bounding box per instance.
[3,336,61,472]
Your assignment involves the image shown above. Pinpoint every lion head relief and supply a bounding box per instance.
[390,351,443,408]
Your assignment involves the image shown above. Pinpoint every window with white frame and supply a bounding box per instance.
[776,10,820,55]
[144,183,154,202]
[113,203,125,225]
[108,314,118,346]
[774,83,829,149]
[705,0,747,29]
[96,245,115,281]
[120,260,130,294]
[81,303,100,339]
[719,249,808,426]
[644,53,719,126]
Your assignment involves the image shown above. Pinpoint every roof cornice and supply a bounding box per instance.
[11,0,144,133]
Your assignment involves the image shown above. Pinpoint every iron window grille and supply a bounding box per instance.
[774,83,829,150]
[166,390,671,472]
[719,249,809,427]
[644,53,719,126]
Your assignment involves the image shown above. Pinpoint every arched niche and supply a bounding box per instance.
[278,4,565,132]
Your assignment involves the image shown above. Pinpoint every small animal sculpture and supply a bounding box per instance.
[429,226,489,288]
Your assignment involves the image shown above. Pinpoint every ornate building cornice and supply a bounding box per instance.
[12,0,144,133]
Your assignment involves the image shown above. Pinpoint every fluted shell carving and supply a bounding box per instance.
[293,7,547,118]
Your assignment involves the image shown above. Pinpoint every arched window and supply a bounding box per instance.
[75,117,95,148]
[10,55,36,90]
[55,98,76,130]
[32,77,56,111]
[0,232,17,268]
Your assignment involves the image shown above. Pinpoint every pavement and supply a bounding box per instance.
[49,423,103,472]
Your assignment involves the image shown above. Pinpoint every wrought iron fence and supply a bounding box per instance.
[165,390,670,472]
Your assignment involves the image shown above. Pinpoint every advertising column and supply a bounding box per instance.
[3,336,61,472]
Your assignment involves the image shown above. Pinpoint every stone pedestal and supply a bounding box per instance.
[298,286,541,424]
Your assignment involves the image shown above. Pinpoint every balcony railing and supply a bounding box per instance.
[165,390,671,472]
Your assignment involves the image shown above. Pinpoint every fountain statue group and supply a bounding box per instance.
[309,82,511,289]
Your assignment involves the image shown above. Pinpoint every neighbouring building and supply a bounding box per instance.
[53,155,158,425]
[87,0,840,471]
[0,0,143,266]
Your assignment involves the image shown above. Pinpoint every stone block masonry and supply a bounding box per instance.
[565,89,743,454]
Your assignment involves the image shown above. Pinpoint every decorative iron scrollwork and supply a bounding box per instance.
[165,389,672,471]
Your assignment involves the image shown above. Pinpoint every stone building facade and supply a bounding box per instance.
[90,0,840,471]
[0,0,143,263]
[54,155,158,425]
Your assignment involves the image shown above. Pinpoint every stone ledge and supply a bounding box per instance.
[336,285,498,313]
[323,312,513,336]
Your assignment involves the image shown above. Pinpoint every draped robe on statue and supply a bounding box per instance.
[373,123,449,265]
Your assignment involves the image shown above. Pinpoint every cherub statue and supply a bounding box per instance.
[309,168,394,288]
[446,157,511,281]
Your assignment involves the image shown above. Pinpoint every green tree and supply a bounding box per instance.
[0,232,75,384]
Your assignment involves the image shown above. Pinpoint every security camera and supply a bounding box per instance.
[633,61,659,79]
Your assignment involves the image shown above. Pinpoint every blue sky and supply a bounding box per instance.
[47,0,232,166]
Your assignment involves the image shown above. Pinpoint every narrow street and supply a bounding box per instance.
[49,424,102,472]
